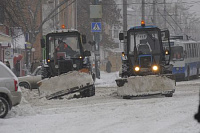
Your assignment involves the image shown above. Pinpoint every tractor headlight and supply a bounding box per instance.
[152,65,158,71]
[134,66,140,72]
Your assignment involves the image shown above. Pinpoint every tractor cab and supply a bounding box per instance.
[119,21,171,76]
[41,30,91,78]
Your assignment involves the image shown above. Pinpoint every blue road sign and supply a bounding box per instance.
[91,22,102,32]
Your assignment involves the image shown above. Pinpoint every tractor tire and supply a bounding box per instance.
[90,85,95,96]
[165,93,173,97]
[41,66,50,79]
[0,97,9,118]
[80,85,95,97]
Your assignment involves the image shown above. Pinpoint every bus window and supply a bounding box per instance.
[171,46,184,61]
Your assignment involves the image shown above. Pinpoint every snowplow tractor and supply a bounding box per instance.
[39,30,95,99]
[116,21,175,98]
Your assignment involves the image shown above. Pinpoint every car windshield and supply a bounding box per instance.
[48,35,80,59]
[31,67,41,76]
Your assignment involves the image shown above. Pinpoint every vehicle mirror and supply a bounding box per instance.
[84,50,91,56]
[82,35,87,44]
[119,33,124,40]
[41,38,45,48]
[184,50,187,57]
[161,30,170,41]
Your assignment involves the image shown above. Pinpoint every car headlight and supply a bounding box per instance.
[134,66,140,72]
[152,65,158,71]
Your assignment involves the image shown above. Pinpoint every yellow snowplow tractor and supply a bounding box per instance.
[116,21,175,98]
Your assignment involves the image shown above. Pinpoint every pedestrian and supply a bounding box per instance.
[106,60,112,73]
[5,61,10,69]
[15,60,20,77]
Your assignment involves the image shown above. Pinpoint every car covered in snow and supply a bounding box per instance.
[19,66,42,89]
[0,61,22,118]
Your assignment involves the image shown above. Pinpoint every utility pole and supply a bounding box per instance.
[142,0,145,21]
[153,0,156,25]
[123,0,127,32]
[164,0,167,28]
[93,0,101,79]
[123,0,127,53]
[175,3,178,34]
[75,0,77,29]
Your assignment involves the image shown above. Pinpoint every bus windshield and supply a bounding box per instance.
[48,35,80,59]
[171,46,184,61]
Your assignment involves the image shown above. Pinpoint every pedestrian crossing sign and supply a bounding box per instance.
[91,22,102,32]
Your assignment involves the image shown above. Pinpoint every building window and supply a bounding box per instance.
[114,26,119,38]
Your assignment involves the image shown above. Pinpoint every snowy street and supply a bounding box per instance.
[0,72,200,133]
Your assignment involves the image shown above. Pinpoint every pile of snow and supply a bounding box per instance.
[39,71,94,97]
[117,75,176,96]
[6,87,37,118]
[95,71,119,87]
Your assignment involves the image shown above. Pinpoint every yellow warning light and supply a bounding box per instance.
[61,24,65,29]
[141,20,145,27]
[47,59,50,63]
[79,56,83,59]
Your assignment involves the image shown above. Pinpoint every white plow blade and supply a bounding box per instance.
[38,71,94,97]
[117,75,175,96]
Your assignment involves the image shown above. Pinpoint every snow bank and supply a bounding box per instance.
[39,71,94,97]
[117,75,176,96]
[95,71,119,87]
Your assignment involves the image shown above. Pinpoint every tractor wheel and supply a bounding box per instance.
[80,85,95,97]
[41,66,50,79]
[165,93,173,97]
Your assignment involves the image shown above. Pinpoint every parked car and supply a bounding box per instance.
[0,61,22,118]
[18,66,42,89]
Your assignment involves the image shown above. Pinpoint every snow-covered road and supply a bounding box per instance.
[0,72,200,133]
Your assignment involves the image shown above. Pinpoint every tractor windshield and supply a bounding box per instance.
[48,35,80,59]
[130,30,161,55]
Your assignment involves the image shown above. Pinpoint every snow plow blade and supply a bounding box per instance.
[116,74,175,98]
[38,71,95,100]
